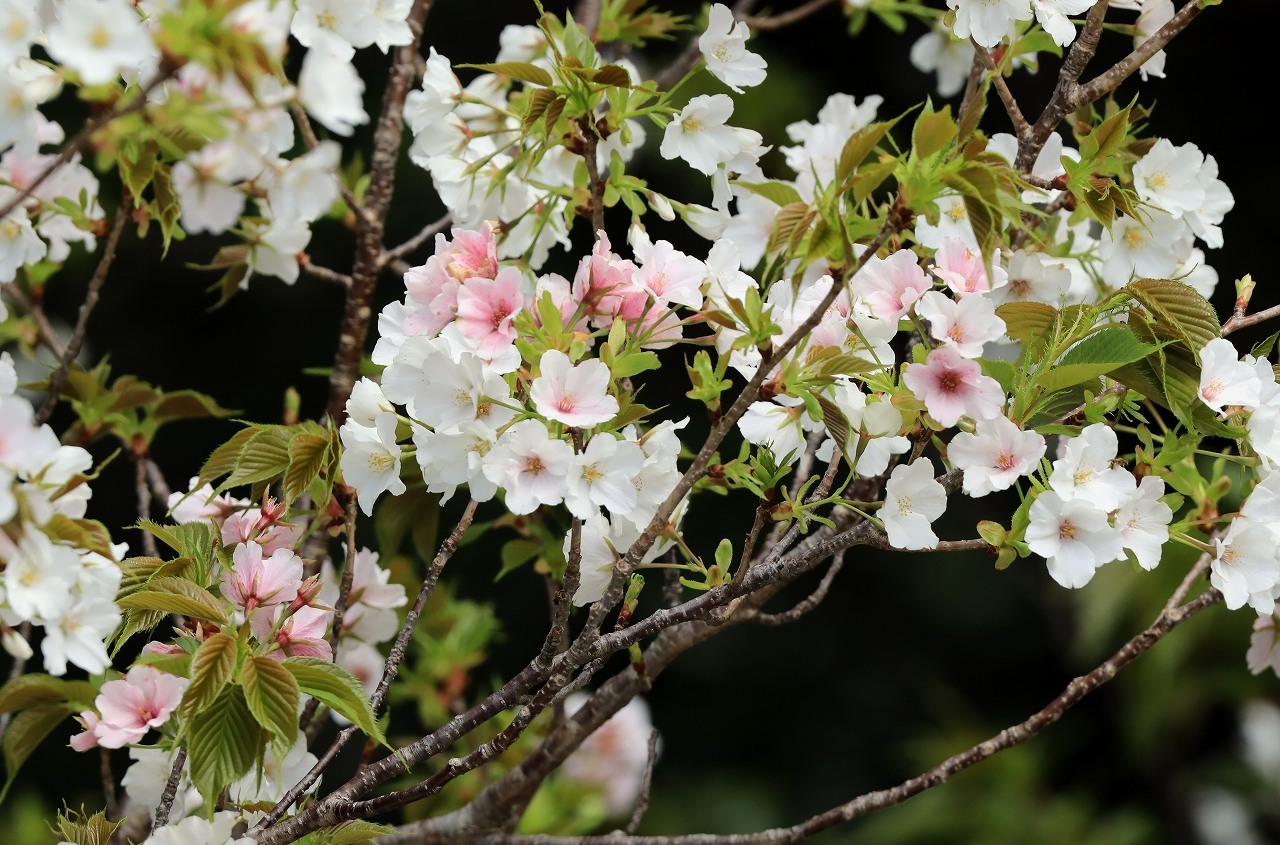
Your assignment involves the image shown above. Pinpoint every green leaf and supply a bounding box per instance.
[836,118,900,186]
[219,426,294,491]
[733,180,801,208]
[199,426,258,486]
[242,656,300,749]
[117,577,227,623]
[181,632,238,719]
[315,821,399,845]
[1124,278,1221,353]
[44,515,116,560]
[282,658,385,746]
[457,61,554,87]
[1037,327,1159,393]
[2,703,75,801]
[911,102,957,159]
[996,302,1058,345]
[284,432,331,505]
[149,390,236,425]
[0,675,95,714]
[977,358,1018,394]
[188,685,260,805]
[498,538,542,581]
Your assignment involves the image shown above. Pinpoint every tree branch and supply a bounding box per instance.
[1072,0,1208,108]
[973,43,1029,141]
[36,201,129,426]
[743,0,837,32]
[151,747,187,831]
[379,213,452,268]
[326,0,434,423]
[383,589,1223,845]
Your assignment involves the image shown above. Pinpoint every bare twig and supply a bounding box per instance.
[289,101,365,218]
[973,43,1030,141]
[380,590,1223,845]
[751,550,844,626]
[1222,303,1280,337]
[100,747,119,820]
[300,258,354,287]
[624,730,661,834]
[144,459,172,504]
[134,458,159,558]
[326,0,433,423]
[151,748,187,831]
[379,212,452,267]
[36,203,129,426]
[1073,0,1208,107]
[743,0,837,32]
[1,285,67,358]
[581,124,606,238]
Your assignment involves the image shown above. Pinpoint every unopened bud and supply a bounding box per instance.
[2,626,32,660]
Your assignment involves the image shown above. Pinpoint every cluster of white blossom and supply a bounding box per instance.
[0,355,120,676]
[341,223,705,604]
[1025,424,1172,589]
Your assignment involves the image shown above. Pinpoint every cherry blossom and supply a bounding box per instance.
[1115,476,1173,571]
[660,94,743,176]
[915,290,1007,358]
[1198,337,1262,412]
[947,415,1046,497]
[947,0,1032,49]
[854,247,931,322]
[220,542,304,615]
[455,267,527,355]
[564,435,645,520]
[254,605,335,661]
[1026,491,1124,589]
[698,3,767,93]
[1047,423,1135,511]
[529,350,620,428]
[482,419,575,514]
[45,0,155,85]
[928,237,1007,297]
[83,665,189,749]
[902,347,1005,428]
[881,459,947,550]
[339,412,407,515]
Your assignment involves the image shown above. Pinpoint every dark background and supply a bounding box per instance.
[7,2,1280,843]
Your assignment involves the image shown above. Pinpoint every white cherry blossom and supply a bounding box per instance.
[881,459,947,550]
[947,415,1046,497]
[698,3,767,93]
[1026,491,1124,588]
[339,412,406,515]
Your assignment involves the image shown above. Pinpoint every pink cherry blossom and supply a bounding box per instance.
[575,232,643,323]
[455,266,527,355]
[88,665,190,749]
[220,541,304,614]
[902,347,1005,427]
[403,258,459,337]
[928,237,1006,296]
[436,223,498,282]
[631,238,705,309]
[219,507,304,555]
[855,247,931,321]
[253,605,334,661]
[530,350,620,428]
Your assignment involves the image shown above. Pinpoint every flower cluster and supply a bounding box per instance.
[1025,425,1172,588]
[0,367,119,676]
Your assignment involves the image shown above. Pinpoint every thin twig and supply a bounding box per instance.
[325,0,433,423]
[1,285,67,358]
[144,459,172,504]
[100,747,119,820]
[379,212,452,267]
[1165,545,1214,614]
[581,124,606,238]
[328,498,360,657]
[134,458,158,558]
[1073,0,1208,107]
[289,101,365,219]
[1222,303,1280,337]
[151,748,187,831]
[299,258,354,287]
[378,591,1223,845]
[624,730,661,834]
[743,0,837,32]
[751,551,844,626]
[36,203,129,426]
[972,43,1029,140]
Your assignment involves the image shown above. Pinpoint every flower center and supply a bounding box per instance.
[89,25,111,48]
[682,116,705,134]
[1058,519,1077,540]
[367,451,395,472]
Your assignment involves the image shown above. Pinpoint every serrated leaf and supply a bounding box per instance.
[521,88,557,131]
[117,577,227,623]
[282,658,385,746]
[911,102,957,159]
[219,426,294,491]
[734,180,801,208]
[1,703,74,801]
[44,515,116,560]
[836,118,900,186]
[242,656,299,748]
[149,390,236,425]
[996,302,1058,345]
[458,61,553,87]
[188,685,260,805]
[181,632,237,718]
[592,64,631,87]
[1037,326,1159,393]
[318,821,399,845]
[284,432,331,505]
[1125,278,1221,353]
[0,675,95,714]
[199,426,258,486]
[978,358,1018,394]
